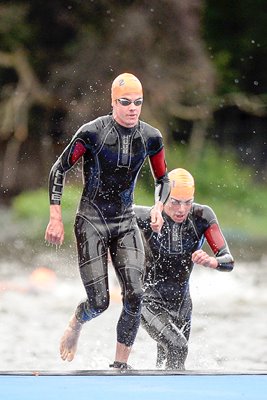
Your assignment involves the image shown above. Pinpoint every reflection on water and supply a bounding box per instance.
[0,246,267,371]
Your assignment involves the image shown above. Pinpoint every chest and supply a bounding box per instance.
[90,128,147,169]
[149,220,201,256]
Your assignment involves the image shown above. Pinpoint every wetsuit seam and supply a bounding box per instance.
[79,253,107,268]
[84,275,107,287]
[77,206,111,237]
[138,125,149,155]
[149,312,162,327]
[76,214,108,247]
[188,215,201,240]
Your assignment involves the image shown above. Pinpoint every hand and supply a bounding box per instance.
[192,249,218,269]
[45,218,64,245]
[150,202,164,233]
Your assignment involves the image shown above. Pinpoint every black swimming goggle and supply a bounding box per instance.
[116,98,143,106]
[170,198,194,206]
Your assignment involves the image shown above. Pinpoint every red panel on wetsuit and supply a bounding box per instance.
[205,224,225,254]
[71,142,86,164]
[149,148,167,179]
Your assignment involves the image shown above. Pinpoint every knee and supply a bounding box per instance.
[91,294,110,316]
[166,329,188,352]
[169,340,188,355]
[76,296,110,322]
[124,287,143,315]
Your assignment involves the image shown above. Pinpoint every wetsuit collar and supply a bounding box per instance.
[112,116,139,133]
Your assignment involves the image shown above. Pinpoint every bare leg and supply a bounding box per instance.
[60,315,83,362]
[109,341,132,369]
[115,341,132,363]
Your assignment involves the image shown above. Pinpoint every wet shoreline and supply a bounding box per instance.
[1,206,267,371]
[1,249,267,371]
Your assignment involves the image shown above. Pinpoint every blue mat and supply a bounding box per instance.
[1,371,266,400]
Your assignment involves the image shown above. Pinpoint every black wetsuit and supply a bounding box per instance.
[49,114,170,347]
[134,204,234,369]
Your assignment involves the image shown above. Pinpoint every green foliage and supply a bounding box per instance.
[203,0,267,94]
[12,186,81,242]
[0,4,31,50]
[211,51,239,94]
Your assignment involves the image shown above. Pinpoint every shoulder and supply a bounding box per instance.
[139,120,162,138]
[78,115,113,134]
[70,116,113,145]
[138,120,164,155]
[192,203,218,223]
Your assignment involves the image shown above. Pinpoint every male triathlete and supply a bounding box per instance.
[45,73,170,370]
[135,168,234,370]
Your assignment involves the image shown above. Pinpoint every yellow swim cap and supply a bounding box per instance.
[111,73,143,105]
[168,168,195,200]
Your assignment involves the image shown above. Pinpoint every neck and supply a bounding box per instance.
[113,116,138,130]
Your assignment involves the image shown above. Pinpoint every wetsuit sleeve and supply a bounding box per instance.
[149,148,170,204]
[203,206,234,272]
[49,130,87,204]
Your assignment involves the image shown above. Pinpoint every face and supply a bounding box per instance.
[164,197,193,223]
[112,94,143,128]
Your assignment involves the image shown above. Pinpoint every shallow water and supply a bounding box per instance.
[0,246,267,372]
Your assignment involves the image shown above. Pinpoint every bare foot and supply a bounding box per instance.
[59,315,82,362]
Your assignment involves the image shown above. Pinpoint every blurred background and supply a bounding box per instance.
[0,0,267,371]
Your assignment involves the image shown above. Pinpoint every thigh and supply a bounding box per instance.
[110,222,145,293]
[141,302,172,336]
[141,302,187,348]
[74,214,109,293]
[177,294,192,341]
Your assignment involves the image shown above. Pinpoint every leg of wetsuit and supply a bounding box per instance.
[110,222,145,347]
[177,293,192,343]
[156,343,167,368]
[164,294,192,369]
[74,214,110,322]
[141,302,189,370]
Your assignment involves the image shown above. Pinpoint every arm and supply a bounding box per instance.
[192,223,234,272]
[45,204,64,245]
[45,136,86,245]
[192,206,234,272]
[149,148,170,233]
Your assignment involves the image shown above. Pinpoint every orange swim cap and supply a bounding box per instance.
[111,73,143,104]
[168,168,195,200]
